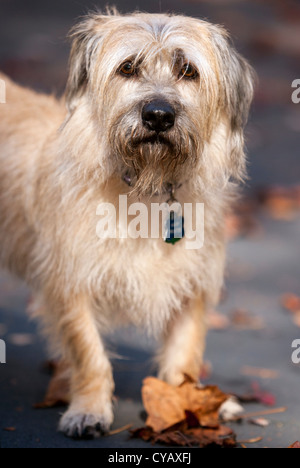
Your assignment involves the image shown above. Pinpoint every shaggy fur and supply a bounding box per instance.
[0,10,254,439]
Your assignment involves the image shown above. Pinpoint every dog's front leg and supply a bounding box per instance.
[55,295,114,439]
[157,296,206,386]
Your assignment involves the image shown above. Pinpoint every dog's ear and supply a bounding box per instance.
[66,10,118,111]
[210,27,255,180]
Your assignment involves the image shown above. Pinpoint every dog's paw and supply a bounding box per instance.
[59,407,113,440]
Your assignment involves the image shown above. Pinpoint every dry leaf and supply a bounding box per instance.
[289,441,300,449]
[130,427,155,443]
[186,426,236,448]
[231,309,264,330]
[142,377,229,432]
[177,383,228,428]
[142,378,186,432]
[34,361,70,409]
[282,294,300,313]
[133,377,236,448]
[131,425,236,448]
[153,430,196,447]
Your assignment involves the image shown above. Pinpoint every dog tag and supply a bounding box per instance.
[164,209,185,245]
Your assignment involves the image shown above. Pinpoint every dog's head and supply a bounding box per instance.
[64,10,254,195]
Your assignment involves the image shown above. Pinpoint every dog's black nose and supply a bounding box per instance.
[142,100,175,133]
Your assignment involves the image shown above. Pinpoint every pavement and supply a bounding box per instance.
[0,0,300,449]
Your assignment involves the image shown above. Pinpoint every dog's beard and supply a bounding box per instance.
[111,124,199,196]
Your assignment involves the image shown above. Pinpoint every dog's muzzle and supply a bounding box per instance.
[142,100,175,133]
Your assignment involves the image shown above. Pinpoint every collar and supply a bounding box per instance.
[122,171,182,201]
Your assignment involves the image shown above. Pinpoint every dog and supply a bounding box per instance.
[0,10,254,439]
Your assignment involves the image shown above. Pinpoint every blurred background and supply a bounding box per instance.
[0,0,300,449]
[1,0,300,187]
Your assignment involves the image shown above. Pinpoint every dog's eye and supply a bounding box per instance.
[120,61,136,77]
[180,64,198,79]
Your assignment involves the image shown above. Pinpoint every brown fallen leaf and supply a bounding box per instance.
[3,427,16,432]
[132,377,236,448]
[34,361,70,409]
[130,426,156,443]
[281,294,300,314]
[177,383,228,428]
[131,426,199,447]
[186,425,236,448]
[142,377,228,432]
[142,378,186,432]
[231,309,264,330]
[289,441,300,449]
[153,430,196,447]
[131,425,236,448]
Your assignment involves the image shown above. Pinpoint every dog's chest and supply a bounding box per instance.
[90,238,199,330]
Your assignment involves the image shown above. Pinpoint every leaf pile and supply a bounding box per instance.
[131,377,237,448]
[289,441,300,449]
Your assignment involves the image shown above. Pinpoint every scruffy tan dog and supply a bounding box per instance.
[0,10,254,438]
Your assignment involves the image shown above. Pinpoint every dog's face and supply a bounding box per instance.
[65,11,254,195]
